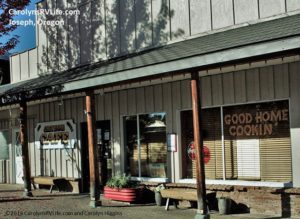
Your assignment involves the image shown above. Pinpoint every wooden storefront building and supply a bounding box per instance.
[1,0,300,216]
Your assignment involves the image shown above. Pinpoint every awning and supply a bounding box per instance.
[1,14,300,105]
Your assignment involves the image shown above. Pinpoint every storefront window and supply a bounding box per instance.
[0,130,9,160]
[181,100,292,182]
[124,113,167,178]
[181,108,221,179]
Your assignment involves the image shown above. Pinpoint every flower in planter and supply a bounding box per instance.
[106,174,138,189]
[104,174,140,202]
[155,184,165,193]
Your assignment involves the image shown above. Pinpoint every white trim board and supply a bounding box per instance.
[178,179,292,188]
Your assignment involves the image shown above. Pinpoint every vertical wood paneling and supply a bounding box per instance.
[47,24,57,74]
[180,80,191,109]
[274,64,289,99]
[68,9,80,68]
[120,0,136,54]
[260,66,275,100]
[211,75,223,106]
[211,0,234,29]
[20,52,29,80]
[136,87,146,113]
[112,92,121,174]
[79,2,92,64]
[11,55,20,83]
[223,73,235,104]
[246,68,260,101]
[28,49,38,78]
[118,90,127,173]
[127,89,137,115]
[201,76,213,107]
[29,119,36,177]
[259,0,286,18]
[154,84,163,112]
[39,104,45,176]
[289,62,300,128]
[49,102,56,177]
[145,86,155,113]
[64,99,72,177]
[106,0,121,58]
[234,71,247,103]
[190,0,211,35]
[91,0,106,62]
[104,93,112,119]
[119,90,128,116]
[54,101,62,177]
[170,0,190,39]
[33,105,41,177]
[96,94,105,120]
[135,0,152,49]
[286,0,300,11]
[234,0,259,24]
[37,2,48,75]
[162,82,173,180]
[71,98,79,178]
[172,81,181,131]
[44,103,50,176]
[152,0,170,46]
[162,83,173,133]
[57,15,69,72]
[56,0,67,9]
[76,97,84,178]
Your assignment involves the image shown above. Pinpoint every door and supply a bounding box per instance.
[95,120,112,187]
[13,129,23,184]
[81,120,112,192]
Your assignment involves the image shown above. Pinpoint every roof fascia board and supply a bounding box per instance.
[50,36,300,92]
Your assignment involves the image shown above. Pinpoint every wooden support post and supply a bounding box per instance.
[85,90,100,208]
[19,101,33,197]
[191,72,208,218]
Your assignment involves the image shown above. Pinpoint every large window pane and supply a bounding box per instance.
[139,113,167,178]
[124,116,138,176]
[124,113,167,178]
[181,109,221,179]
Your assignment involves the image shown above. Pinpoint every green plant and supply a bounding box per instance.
[106,174,138,189]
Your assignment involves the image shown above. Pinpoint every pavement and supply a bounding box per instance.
[0,184,283,219]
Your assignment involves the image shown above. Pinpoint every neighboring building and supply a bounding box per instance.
[0,58,10,85]
[1,0,300,216]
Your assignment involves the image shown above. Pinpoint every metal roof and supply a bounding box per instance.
[1,14,300,104]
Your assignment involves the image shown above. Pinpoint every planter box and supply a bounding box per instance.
[104,187,138,202]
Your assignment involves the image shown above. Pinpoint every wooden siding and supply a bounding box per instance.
[201,64,292,107]
[1,61,299,182]
[10,0,300,83]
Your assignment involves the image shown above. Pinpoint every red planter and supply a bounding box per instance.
[104,187,138,202]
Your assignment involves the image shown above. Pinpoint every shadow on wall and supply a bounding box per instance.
[38,0,185,75]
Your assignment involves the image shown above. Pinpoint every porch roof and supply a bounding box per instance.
[1,13,300,104]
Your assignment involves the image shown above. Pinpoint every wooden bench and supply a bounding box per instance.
[161,188,213,211]
[32,177,64,193]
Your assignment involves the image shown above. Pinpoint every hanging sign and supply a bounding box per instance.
[35,120,77,149]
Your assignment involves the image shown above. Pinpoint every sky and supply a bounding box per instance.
[1,0,40,55]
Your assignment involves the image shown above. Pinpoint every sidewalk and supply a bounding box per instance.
[0,184,280,219]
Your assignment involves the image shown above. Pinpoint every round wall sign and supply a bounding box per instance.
[187,141,211,164]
